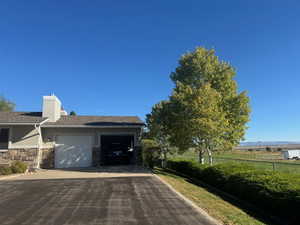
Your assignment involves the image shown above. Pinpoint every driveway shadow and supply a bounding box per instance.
[9,166,152,181]
[51,165,151,173]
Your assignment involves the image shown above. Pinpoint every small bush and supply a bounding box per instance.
[266,146,272,152]
[10,161,28,174]
[141,139,160,169]
[167,158,208,179]
[0,166,12,175]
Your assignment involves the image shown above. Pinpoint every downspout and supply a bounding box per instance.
[34,119,49,169]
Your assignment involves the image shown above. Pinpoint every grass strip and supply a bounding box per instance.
[155,168,267,225]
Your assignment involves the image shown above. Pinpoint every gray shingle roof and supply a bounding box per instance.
[0,112,46,124]
[45,115,144,126]
[0,112,144,126]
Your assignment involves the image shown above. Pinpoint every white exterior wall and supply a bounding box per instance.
[41,127,141,149]
[42,95,61,122]
[0,126,142,150]
[9,126,39,149]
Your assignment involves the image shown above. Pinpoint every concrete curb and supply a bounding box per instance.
[153,173,222,225]
[0,173,26,180]
[0,170,33,181]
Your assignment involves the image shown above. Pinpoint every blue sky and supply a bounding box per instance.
[0,1,299,141]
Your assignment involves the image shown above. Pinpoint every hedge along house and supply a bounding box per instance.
[0,95,144,169]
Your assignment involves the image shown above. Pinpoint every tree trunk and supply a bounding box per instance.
[198,150,204,164]
[161,150,167,168]
[207,148,213,165]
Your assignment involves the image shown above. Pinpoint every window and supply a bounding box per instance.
[0,128,9,149]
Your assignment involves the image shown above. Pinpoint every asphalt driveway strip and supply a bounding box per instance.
[0,176,217,225]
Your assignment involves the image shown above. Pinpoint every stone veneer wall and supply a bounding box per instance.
[0,148,38,168]
[0,148,56,169]
[40,148,55,169]
[0,146,141,169]
[92,147,101,166]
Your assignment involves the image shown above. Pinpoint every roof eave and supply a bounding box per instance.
[41,124,144,128]
[0,118,49,126]
[0,123,37,125]
[0,123,40,125]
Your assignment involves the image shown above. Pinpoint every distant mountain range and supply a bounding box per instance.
[239,141,300,146]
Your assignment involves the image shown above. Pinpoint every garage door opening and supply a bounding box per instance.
[101,135,134,165]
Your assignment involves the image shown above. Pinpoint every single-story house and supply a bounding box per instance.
[0,95,144,169]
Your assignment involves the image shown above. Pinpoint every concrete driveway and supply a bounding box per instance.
[0,167,218,225]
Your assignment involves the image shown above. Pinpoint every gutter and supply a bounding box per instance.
[34,118,49,169]
[41,125,145,128]
[0,123,44,125]
[0,118,49,126]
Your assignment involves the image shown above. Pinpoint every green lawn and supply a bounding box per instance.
[155,168,267,225]
[171,149,285,160]
[170,149,300,174]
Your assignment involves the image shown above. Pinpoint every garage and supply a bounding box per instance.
[55,135,93,168]
[101,135,134,165]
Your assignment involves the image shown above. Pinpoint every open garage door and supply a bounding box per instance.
[55,135,93,168]
[101,135,134,165]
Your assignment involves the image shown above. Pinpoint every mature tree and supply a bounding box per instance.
[168,83,228,164]
[146,101,173,167]
[0,96,15,112]
[69,111,77,116]
[169,47,250,163]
